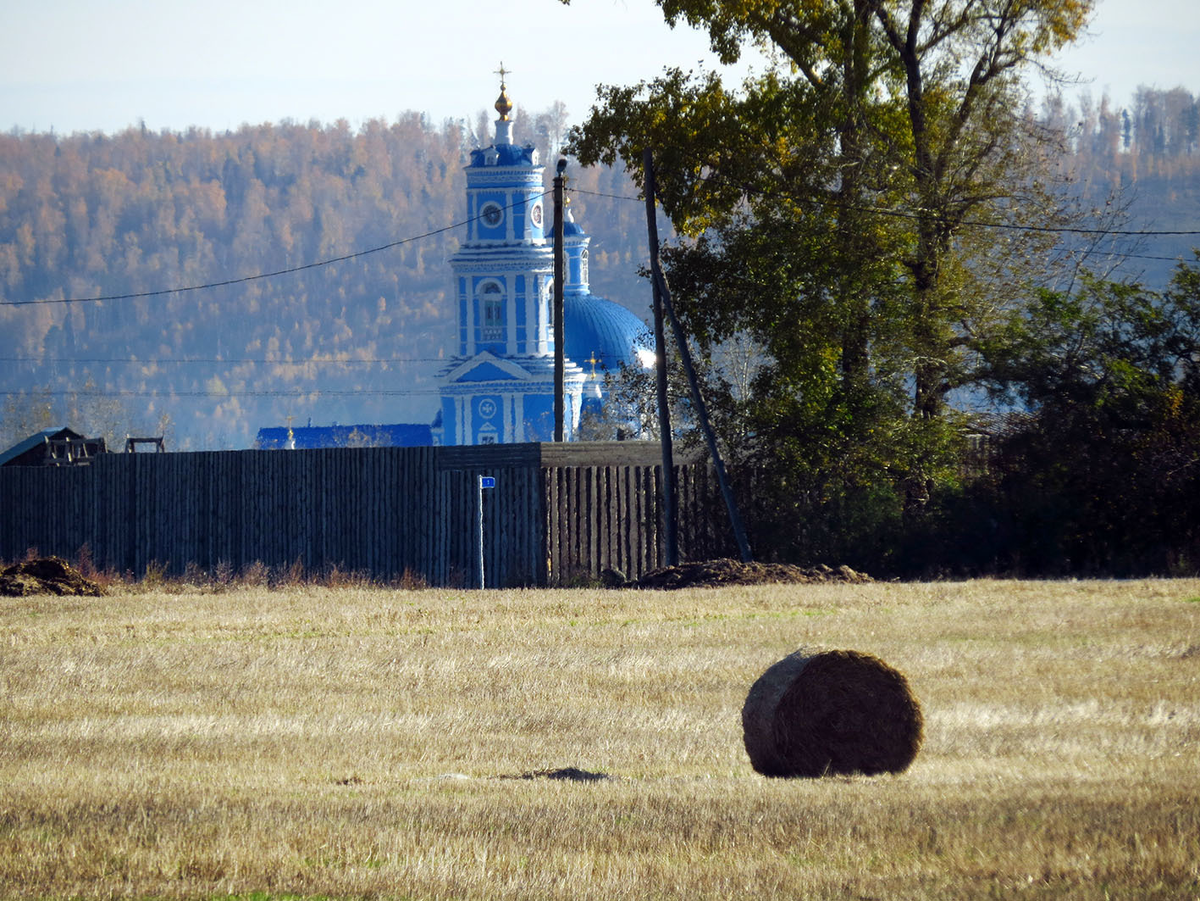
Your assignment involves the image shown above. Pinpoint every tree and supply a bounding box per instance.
[0,387,57,451]
[563,0,1094,554]
[975,256,1200,573]
[568,0,1092,405]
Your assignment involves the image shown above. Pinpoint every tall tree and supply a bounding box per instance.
[565,0,1094,523]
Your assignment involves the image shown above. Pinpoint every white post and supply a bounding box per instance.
[478,474,485,589]
[477,475,495,588]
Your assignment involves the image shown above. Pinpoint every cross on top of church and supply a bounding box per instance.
[493,63,514,121]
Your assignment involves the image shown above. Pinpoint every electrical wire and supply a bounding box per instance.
[4,168,1194,401]
[0,349,633,367]
[0,356,448,365]
[570,187,1200,238]
[0,190,550,308]
[0,388,445,398]
[5,179,1191,313]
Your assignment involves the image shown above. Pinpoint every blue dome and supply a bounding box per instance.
[563,295,648,372]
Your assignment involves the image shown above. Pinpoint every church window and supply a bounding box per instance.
[477,421,499,444]
[480,282,505,341]
[580,249,589,284]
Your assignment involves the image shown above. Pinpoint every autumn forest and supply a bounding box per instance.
[1,86,1197,454]
[0,106,650,450]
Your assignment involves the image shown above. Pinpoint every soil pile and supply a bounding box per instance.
[0,557,105,597]
[634,558,871,589]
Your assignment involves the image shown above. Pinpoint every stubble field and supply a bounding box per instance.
[2,577,1198,899]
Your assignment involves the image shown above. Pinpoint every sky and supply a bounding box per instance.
[2,0,1198,138]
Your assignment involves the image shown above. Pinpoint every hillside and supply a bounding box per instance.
[1043,86,1200,288]
[0,110,653,450]
[2,87,1197,450]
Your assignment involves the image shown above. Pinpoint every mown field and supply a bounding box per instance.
[2,578,1198,899]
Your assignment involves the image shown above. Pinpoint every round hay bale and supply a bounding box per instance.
[742,649,922,778]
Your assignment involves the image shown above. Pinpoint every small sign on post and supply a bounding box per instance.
[477,474,495,588]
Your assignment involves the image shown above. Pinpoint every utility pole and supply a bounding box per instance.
[642,148,678,567]
[553,158,567,442]
[643,150,753,564]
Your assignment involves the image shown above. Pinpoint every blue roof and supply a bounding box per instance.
[468,144,537,167]
[564,295,649,373]
[255,423,433,450]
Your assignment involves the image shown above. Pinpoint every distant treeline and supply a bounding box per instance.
[0,87,1197,451]
[0,108,649,449]
[1043,86,1200,285]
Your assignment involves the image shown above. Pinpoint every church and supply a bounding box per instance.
[256,79,647,451]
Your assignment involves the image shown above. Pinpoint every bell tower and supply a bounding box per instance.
[434,72,585,445]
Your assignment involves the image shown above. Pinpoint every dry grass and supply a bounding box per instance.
[2,578,1199,899]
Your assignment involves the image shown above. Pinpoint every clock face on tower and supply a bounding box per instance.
[530,202,543,227]
[480,202,504,228]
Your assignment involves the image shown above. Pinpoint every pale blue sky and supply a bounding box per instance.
[1,0,1197,136]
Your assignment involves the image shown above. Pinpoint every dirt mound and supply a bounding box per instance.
[634,558,871,590]
[0,557,105,597]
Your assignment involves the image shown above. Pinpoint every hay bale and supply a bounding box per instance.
[742,649,922,778]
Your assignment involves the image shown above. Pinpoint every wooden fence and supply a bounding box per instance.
[0,443,728,587]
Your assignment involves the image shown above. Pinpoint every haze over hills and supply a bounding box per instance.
[1,87,1198,451]
[0,107,652,450]
[1044,87,1200,288]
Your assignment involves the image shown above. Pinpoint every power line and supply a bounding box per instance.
[9,178,1188,313]
[570,186,1200,238]
[0,350,634,366]
[0,388,445,398]
[0,356,448,365]
[2,177,1193,312]
[0,190,550,308]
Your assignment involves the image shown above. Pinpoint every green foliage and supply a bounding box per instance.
[567,0,1094,413]
[564,0,1098,570]
[968,258,1200,575]
[981,269,1200,413]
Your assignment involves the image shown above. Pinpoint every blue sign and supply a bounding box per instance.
[479,476,496,489]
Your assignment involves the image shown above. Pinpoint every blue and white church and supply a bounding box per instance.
[256,79,646,450]
[432,80,647,446]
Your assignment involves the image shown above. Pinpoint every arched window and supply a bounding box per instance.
[480,282,505,341]
[580,248,589,285]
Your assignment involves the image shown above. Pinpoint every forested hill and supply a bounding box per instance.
[2,87,1198,450]
[0,110,651,450]
[1044,86,1200,289]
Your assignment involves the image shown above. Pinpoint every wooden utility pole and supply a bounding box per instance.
[642,148,678,567]
[553,158,566,442]
[643,151,753,564]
